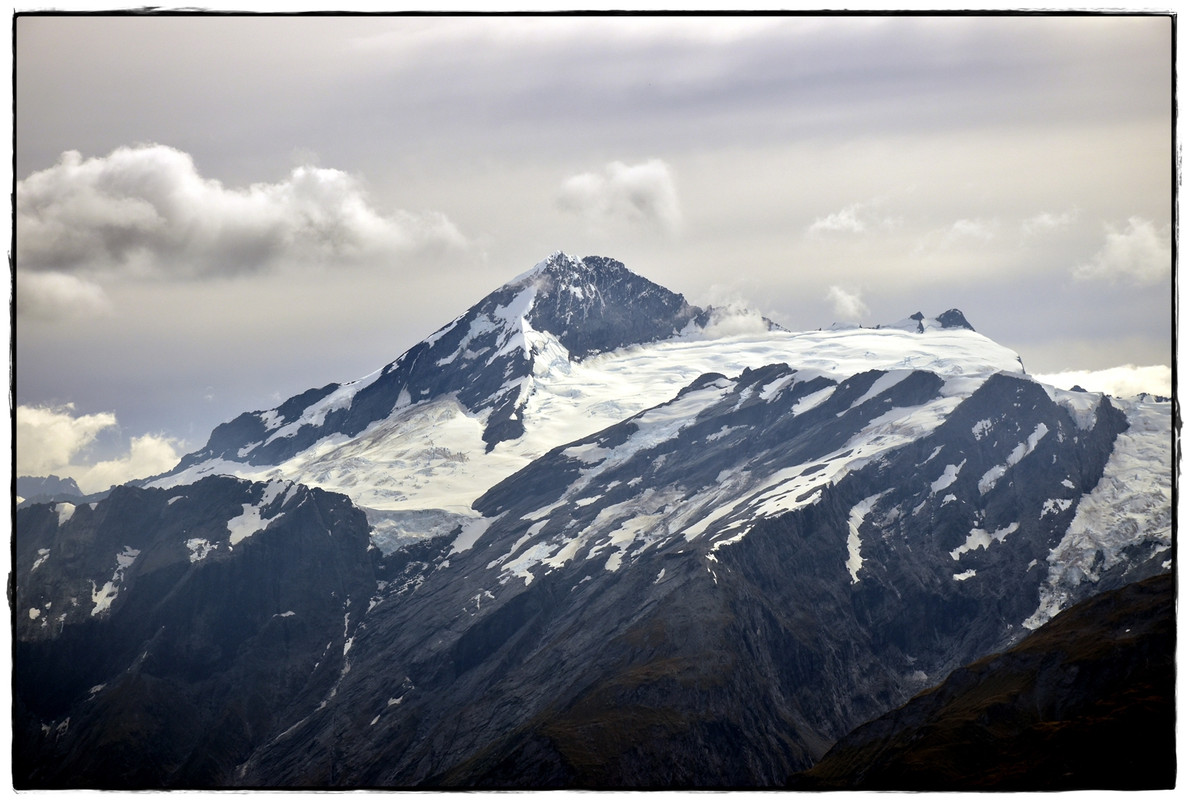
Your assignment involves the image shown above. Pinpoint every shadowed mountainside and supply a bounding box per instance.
[791,572,1175,791]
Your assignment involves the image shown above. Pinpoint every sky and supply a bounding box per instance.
[11,10,1176,493]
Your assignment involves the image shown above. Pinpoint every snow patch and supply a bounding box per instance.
[950,523,1018,560]
[978,465,1007,495]
[1008,423,1049,466]
[227,504,266,546]
[848,370,913,409]
[90,546,141,616]
[1041,498,1073,517]
[54,503,75,526]
[450,515,493,554]
[185,538,216,563]
[930,461,965,494]
[846,492,888,583]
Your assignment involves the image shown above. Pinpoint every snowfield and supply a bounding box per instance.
[152,320,1024,545]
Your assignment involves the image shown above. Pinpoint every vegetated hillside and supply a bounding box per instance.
[791,572,1175,791]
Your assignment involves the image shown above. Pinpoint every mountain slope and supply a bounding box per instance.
[791,572,1175,790]
[227,362,1157,787]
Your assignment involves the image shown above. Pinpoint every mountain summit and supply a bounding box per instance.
[505,251,708,358]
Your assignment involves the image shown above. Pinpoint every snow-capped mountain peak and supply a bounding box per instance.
[157,254,713,479]
[18,252,1171,789]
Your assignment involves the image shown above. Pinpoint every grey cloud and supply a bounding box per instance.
[17,144,467,279]
[556,159,682,234]
[16,271,113,321]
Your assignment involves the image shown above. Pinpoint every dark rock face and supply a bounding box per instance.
[527,254,702,358]
[13,477,379,789]
[936,308,975,330]
[792,572,1175,791]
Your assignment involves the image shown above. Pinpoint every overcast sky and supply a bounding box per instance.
[13,11,1174,492]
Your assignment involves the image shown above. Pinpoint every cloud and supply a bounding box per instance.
[1034,364,1171,398]
[16,144,467,280]
[807,201,899,236]
[80,433,185,494]
[1072,217,1170,286]
[912,216,999,257]
[698,304,773,338]
[1021,209,1078,236]
[17,403,117,478]
[556,159,682,234]
[16,403,184,494]
[826,285,869,323]
[947,217,998,241]
[17,270,112,320]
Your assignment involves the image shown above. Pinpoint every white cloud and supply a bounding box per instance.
[1072,217,1170,286]
[17,270,112,320]
[807,201,899,236]
[80,433,185,494]
[912,216,999,257]
[17,144,467,281]
[826,285,869,323]
[698,304,772,338]
[1022,209,1078,236]
[809,204,867,235]
[16,404,184,494]
[948,217,998,241]
[1034,364,1171,398]
[556,159,682,234]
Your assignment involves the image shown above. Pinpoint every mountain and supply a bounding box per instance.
[16,474,83,505]
[791,572,1175,790]
[13,253,1173,789]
